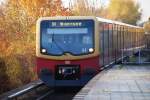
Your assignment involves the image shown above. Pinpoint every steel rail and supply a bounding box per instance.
[0,80,44,100]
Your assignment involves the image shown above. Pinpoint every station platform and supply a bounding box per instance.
[73,65,150,100]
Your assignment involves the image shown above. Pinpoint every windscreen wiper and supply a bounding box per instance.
[51,32,66,55]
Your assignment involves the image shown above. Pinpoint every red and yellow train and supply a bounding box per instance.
[36,16,145,87]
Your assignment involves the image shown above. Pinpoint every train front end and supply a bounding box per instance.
[36,16,100,87]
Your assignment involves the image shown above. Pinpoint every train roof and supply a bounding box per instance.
[96,17,142,28]
[37,16,143,29]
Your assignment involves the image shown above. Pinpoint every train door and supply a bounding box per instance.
[123,26,127,57]
[137,29,139,48]
[120,25,124,59]
[116,24,120,59]
[136,29,138,48]
[113,24,118,61]
[99,22,104,67]
[132,28,135,54]
[133,28,136,51]
[131,28,133,53]
[109,24,114,63]
[129,27,132,55]
[112,24,115,61]
[103,23,109,65]
[118,25,122,58]
[126,27,130,56]
[138,29,140,47]
[135,29,138,53]
[122,26,125,58]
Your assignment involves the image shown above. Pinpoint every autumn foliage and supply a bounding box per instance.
[0,0,71,93]
[144,18,150,33]
[106,0,141,25]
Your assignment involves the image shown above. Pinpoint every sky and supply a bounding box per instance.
[136,0,150,22]
[0,0,150,22]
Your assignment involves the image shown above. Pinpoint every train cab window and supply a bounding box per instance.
[40,20,95,56]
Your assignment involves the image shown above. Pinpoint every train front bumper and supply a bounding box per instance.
[39,68,96,87]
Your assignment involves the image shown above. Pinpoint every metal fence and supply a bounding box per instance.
[122,49,150,64]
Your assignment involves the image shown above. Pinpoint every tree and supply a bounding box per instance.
[71,0,104,16]
[19,0,71,17]
[0,58,10,93]
[144,17,150,33]
[0,0,72,91]
[106,0,141,25]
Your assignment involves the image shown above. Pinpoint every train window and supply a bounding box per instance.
[40,20,95,56]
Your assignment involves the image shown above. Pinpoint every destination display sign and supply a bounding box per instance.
[40,20,94,28]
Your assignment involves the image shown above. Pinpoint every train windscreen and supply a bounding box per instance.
[40,19,94,56]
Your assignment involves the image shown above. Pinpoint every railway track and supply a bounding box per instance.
[0,80,51,100]
[0,80,81,100]
[41,87,81,100]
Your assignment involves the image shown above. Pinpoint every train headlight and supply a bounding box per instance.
[41,49,46,53]
[89,48,94,52]
[73,70,75,74]
[59,69,62,74]
[62,69,65,73]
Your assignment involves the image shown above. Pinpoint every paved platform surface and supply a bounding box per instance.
[74,65,150,100]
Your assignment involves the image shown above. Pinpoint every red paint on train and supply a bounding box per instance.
[36,56,100,76]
